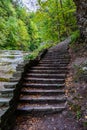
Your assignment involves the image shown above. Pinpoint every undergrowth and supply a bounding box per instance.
[71,30,80,44]
[24,42,55,60]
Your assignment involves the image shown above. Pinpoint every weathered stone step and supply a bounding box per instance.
[21,89,65,96]
[43,57,70,60]
[31,66,68,70]
[47,50,68,52]
[17,104,66,114]
[39,61,69,64]
[4,82,18,88]
[44,53,69,56]
[13,71,23,78]
[43,55,70,58]
[41,59,70,62]
[0,98,11,107]
[0,89,14,97]
[37,64,68,67]
[26,73,66,79]
[18,102,65,108]
[23,83,65,89]
[16,66,24,71]
[9,77,21,82]
[43,55,70,59]
[41,57,70,59]
[28,69,68,74]
[19,96,66,104]
[24,78,65,84]
[39,61,69,65]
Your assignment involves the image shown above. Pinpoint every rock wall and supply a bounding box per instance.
[73,0,87,42]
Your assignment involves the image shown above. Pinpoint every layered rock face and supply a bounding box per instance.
[74,0,87,42]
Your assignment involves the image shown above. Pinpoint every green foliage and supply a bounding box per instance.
[25,42,54,60]
[69,102,82,119]
[0,77,9,82]
[76,110,82,120]
[71,30,80,44]
[83,122,87,128]
[34,0,78,43]
[0,0,78,51]
[0,0,40,51]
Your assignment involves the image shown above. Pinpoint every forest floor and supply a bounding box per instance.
[14,41,87,130]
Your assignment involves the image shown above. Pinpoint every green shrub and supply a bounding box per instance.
[71,30,80,44]
[24,42,54,60]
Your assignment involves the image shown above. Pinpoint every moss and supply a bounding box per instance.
[76,110,82,119]
[7,55,15,59]
[83,122,87,127]
[7,70,15,74]
[70,30,80,45]
[0,77,9,82]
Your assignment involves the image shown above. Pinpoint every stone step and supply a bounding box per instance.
[22,83,65,89]
[9,77,21,82]
[21,89,65,96]
[28,69,68,74]
[42,57,70,60]
[4,82,18,88]
[16,66,24,71]
[18,102,65,108]
[19,96,66,104]
[17,104,66,114]
[13,71,23,78]
[43,55,70,59]
[26,73,66,79]
[0,89,14,97]
[44,53,69,57]
[39,60,69,64]
[31,66,68,70]
[24,78,65,84]
[43,54,70,57]
[41,59,70,62]
[39,61,69,64]
[0,98,11,107]
[46,50,68,52]
[37,64,68,67]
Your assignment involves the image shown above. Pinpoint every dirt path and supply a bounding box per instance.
[14,112,83,130]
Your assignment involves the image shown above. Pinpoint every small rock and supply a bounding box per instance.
[52,118,54,122]
[53,127,56,130]
[82,67,87,71]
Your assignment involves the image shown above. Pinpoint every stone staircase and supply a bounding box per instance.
[0,38,71,129]
[16,45,70,115]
